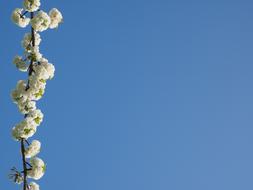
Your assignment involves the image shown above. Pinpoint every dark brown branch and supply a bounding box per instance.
[21,139,27,190]
[21,12,36,190]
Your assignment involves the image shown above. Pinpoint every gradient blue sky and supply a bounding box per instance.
[1,0,253,189]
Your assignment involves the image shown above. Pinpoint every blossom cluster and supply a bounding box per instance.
[12,1,62,30]
[10,0,62,189]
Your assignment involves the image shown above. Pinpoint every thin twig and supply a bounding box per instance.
[25,162,32,167]
[25,140,30,146]
[21,11,28,18]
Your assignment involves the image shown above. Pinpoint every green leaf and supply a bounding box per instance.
[34,117,41,125]
[39,79,46,83]
[24,128,32,135]
[42,164,46,173]
[34,88,44,98]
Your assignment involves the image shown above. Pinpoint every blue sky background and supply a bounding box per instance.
[1,0,253,189]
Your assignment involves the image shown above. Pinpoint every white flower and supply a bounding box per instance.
[11,8,30,28]
[22,33,42,62]
[29,182,40,190]
[31,89,45,101]
[16,80,27,91]
[31,11,51,32]
[13,55,28,72]
[26,81,45,101]
[30,46,43,61]
[33,59,55,80]
[25,140,41,158]
[49,8,63,29]
[11,80,27,104]
[22,32,41,51]
[18,100,37,114]
[23,0,40,12]
[27,109,44,125]
[29,74,46,91]
[12,118,37,140]
[12,77,46,108]
[28,157,46,180]
[11,80,40,113]
[29,75,46,89]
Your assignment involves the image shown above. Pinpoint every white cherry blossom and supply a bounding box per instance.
[23,0,41,12]
[27,157,46,180]
[11,8,30,27]
[25,140,41,158]
[30,11,51,32]
[49,8,63,29]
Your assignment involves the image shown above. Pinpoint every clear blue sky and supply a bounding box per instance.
[1,0,253,189]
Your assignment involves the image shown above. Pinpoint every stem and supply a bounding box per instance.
[21,11,28,18]
[25,140,30,145]
[26,12,35,91]
[21,12,36,190]
[26,161,32,167]
[21,139,27,190]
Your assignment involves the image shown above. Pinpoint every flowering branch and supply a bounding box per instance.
[9,1,63,190]
[21,12,35,190]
